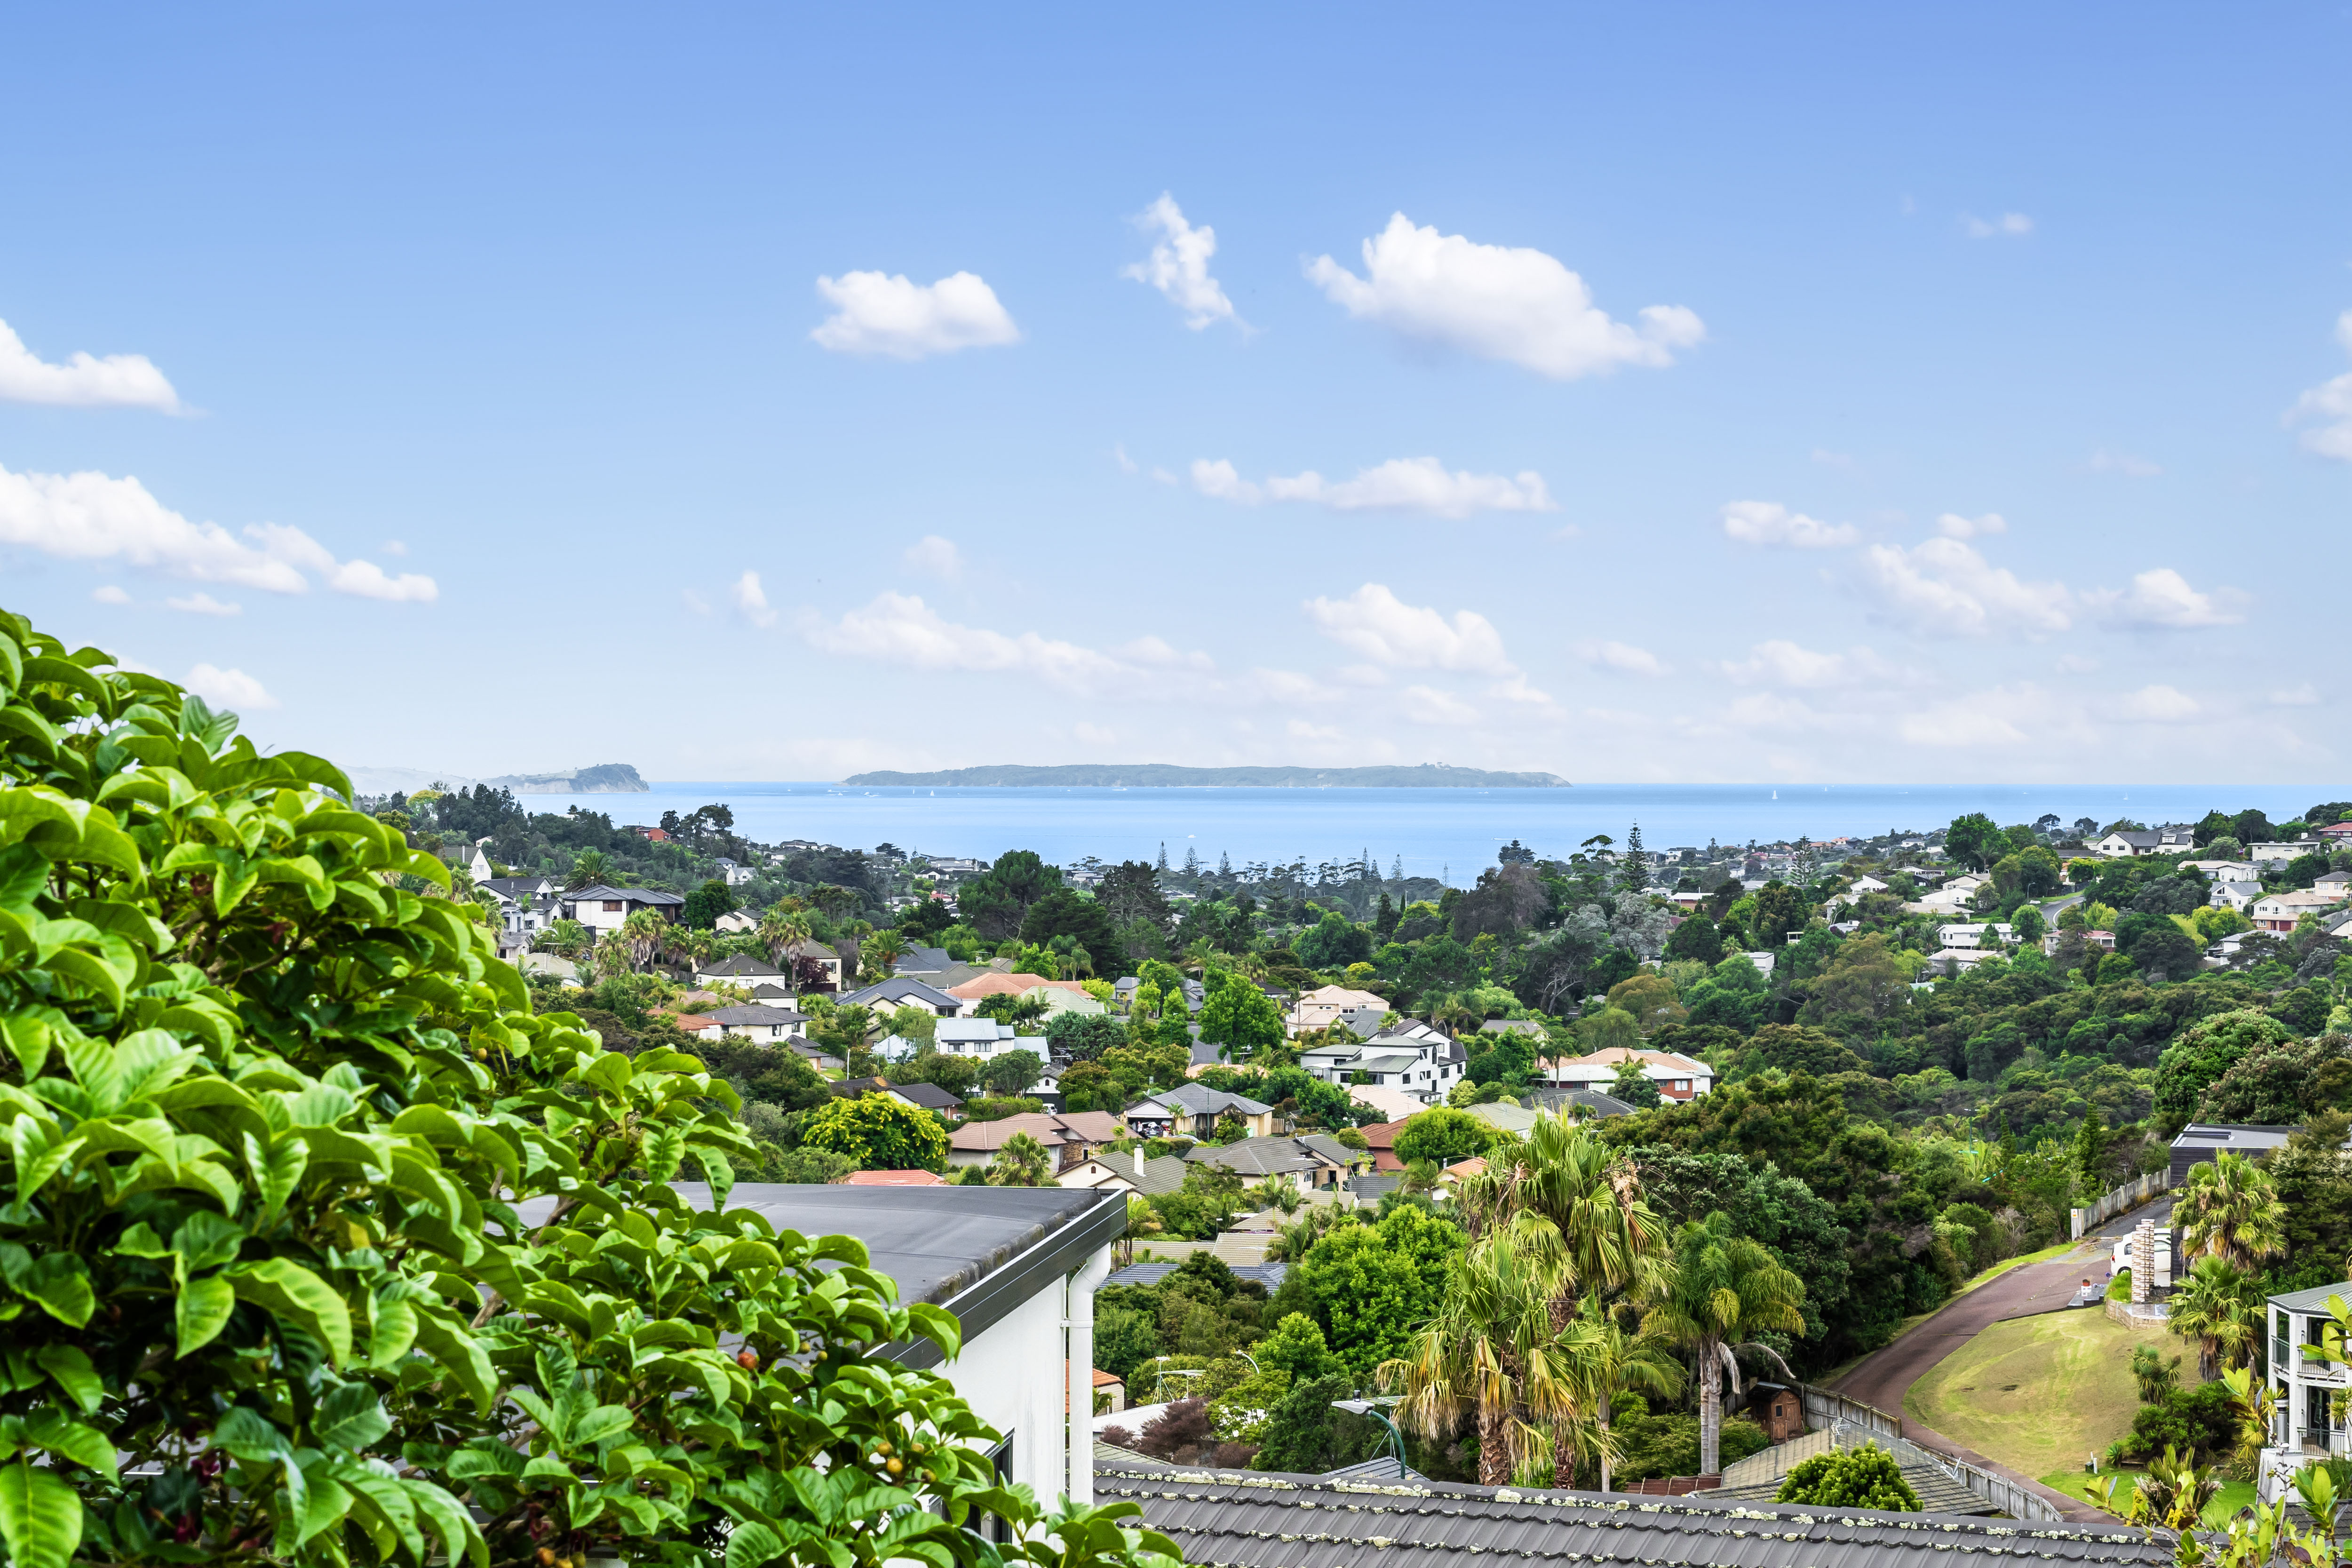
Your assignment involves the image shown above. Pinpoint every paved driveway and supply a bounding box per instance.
[1828,1200,2170,1523]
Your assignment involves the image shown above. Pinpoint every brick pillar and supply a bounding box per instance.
[2132,1218,2154,1304]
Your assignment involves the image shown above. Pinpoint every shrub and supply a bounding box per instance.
[1775,1442,1924,1510]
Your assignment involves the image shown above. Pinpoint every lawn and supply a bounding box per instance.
[2035,1469,2259,1530]
[1906,1307,2157,1480]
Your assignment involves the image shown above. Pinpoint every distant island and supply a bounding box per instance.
[839,763,1571,788]
[346,762,648,796]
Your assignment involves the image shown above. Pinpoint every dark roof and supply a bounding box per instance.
[1103,1260,1288,1290]
[1347,1172,1404,1202]
[840,977,962,1010]
[890,1082,965,1112]
[702,954,787,977]
[895,946,956,973]
[1091,1464,2173,1568]
[704,1006,805,1026]
[565,883,685,906]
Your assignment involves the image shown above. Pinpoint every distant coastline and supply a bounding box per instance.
[836,763,1571,788]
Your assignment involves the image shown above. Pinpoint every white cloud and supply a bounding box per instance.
[2088,448,2162,477]
[381,539,407,556]
[1861,537,2072,637]
[1122,193,1239,330]
[1287,718,1341,743]
[1192,455,1555,518]
[1401,685,1480,725]
[91,584,130,605]
[2270,683,2320,707]
[1934,511,2007,540]
[1718,639,1895,689]
[2119,684,2200,722]
[1963,212,2034,239]
[167,591,240,616]
[2288,311,2352,460]
[730,570,778,628]
[1573,638,1669,677]
[1113,444,1138,474]
[810,271,1019,359]
[903,534,963,579]
[184,664,278,710]
[0,318,182,411]
[1303,584,1516,675]
[799,592,1211,699]
[328,559,439,602]
[1304,213,1703,380]
[0,461,434,601]
[1897,688,2033,747]
[2087,567,2241,629]
[1720,500,1858,549]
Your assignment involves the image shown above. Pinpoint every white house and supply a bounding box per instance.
[1936,922,2015,949]
[2094,827,2197,858]
[2209,881,2263,913]
[696,954,792,989]
[529,1184,1124,1510]
[2252,839,2324,865]
[2250,888,2346,932]
[1296,1027,1463,1101]
[2257,1279,2352,1502]
[713,910,759,935]
[1534,1046,1712,1099]
[1925,947,1997,976]
[701,1006,808,1043]
[1290,985,1389,1035]
[840,977,966,1017]
[711,856,757,887]
[558,883,686,938]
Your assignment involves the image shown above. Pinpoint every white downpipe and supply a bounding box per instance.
[1067,1244,1112,1505]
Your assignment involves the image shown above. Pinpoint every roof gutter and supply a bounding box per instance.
[879,1189,1128,1371]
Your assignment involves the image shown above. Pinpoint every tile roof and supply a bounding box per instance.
[1091,1464,2172,1568]
[566,883,686,906]
[839,1169,945,1186]
[701,954,787,977]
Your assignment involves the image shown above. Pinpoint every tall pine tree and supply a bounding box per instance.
[1620,821,1649,893]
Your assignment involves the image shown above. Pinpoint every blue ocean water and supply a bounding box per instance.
[513,782,2343,885]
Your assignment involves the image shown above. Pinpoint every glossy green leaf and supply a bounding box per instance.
[0,1458,80,1568]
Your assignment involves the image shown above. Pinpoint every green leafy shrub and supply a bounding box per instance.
[1774,1442,1923,1510]
[0,609,1177,1568]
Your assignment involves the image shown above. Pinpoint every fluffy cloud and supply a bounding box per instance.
[1122,194,1239,330]
[2087,567,2241,629]
[1718,639,1895,688]
[1861,537,2072,637]
[1720,500,1857,549]
[1191,455,1555,518]
[1304,213,1703,379]
[1401,685,1480,725]
[167,592,240,616]
[799,591,1211,699]
[1574,639,1669,677]
[1303,584,1516,676]
[1935,512,2006,540]
[1896,687,2034,747]
[1964,212,2034,239]
[91,585,130,605]
[184,664,278,710]
[0,318,181,411]
[2120,683,2201,722]
[0,461,433,601]
[2288,311,2352,460]
[810,271,1019,359]
[730,570,778,628]
[902,534,963,579]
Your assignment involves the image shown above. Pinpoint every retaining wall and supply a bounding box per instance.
[2071,1169,2176,1240]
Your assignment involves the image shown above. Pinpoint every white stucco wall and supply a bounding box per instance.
[936,1270,1072,1501]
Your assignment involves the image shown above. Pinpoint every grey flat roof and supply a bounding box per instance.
[1095,1465,2173,1568]
[1104,1260,1288,1291]
[2172,1123,2296,1149]
[516,1183,1121,1369]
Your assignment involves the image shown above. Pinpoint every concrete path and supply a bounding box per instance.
[1829,1198,2172,1524]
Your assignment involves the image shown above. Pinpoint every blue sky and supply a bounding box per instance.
[2,3,2348,785]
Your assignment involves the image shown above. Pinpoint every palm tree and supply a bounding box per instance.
[619,908,667,973]
[1115,1193,1161,1267]
[986,1131,1053,1187]
[865,930,909,978]
[1455,1113,1673,1339]
[564,849,611,891]
[1645,1211,1807,1476]
[1383,1237,1609,1486]
[1250,1178,1303,1216]
[1577,1296,1684,1492]
[2170,1254,2256,1384]
[2176,1151,2286,1270]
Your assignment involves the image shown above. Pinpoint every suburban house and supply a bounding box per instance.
[2093,826,2198,857]
[1183,1133,1363,1192]
[1296,1021,1464,1101]
[700,1006,808,1043]
[569,1184,1122,1509]
[2314,869,2352,899]
[2260,1278,2352,1490]
[2209,880,2264,913]
[831,1077,965,1116]
[1534,1045,1714,1099]
[711,855,756,886]
[950,972,1093,1009]
[1055,1148,1191,1197]
[1925,947,1997,976]
[712,910,759,934]
[2252,838,2325,865]
[2321,821,2352,846]
[1122,1083,1281,1141]
[1936,921,2014,949]
[839,976,968,1017]
[946,1110,1124,1171]
[2250,887,2345,932]
[695,954,791,988]
[1111,975,1204,1012]
[1023,984,1106,1018]
[1290,984,1388,1035]
[558,883,686,938]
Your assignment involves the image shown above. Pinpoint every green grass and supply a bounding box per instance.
[2037,1469,2259,1529]
[1906,1307,2157,1480]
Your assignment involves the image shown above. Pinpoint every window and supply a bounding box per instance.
[602,900,622,912]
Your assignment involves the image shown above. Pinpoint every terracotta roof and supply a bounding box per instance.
[1355,1119,1406,1148]
[839,1169,945,1186]
[947,972,1057,998]
[1092,1368,1125,1387]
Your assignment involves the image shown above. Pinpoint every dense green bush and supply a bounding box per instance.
[0,610,1176,1568]
[1775,1442,1923,1510]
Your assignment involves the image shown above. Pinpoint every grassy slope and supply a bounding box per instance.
[2035,1470,2259,1530]
[1905,1307,2156,1479]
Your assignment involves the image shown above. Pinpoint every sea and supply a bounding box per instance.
[511,782,2341,885]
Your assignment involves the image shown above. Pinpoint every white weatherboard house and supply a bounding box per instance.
[521,1184,1125,1506]
[2258,1279,2352,1498]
